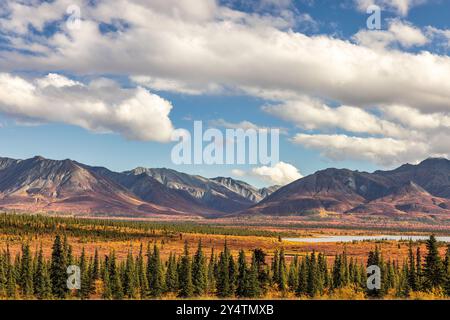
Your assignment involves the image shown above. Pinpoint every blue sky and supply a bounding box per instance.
[0,0,450,187]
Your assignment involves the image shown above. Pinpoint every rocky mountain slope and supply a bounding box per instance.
[2,156,450,219]
[0,156,184,216]
[243,158,450,218]
[0,156,275,216]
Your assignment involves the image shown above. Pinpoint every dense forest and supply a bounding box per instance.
[0,213,293,240]
[0,234,450,300]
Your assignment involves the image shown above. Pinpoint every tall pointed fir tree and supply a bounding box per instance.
[109,251,124,300]
[136,244,148,298]
[423,235,445,291]
[216,241,232,297]
[245,252,261,298]
[407,241,417,291]
[19,243,34,297]
[147,244,164,297]
[102,255,112,299]
[236,250,247,297]
[34,245,51,299]
[192,240,207,296]
[277,248,287,293]
[123,249,137,299]
[296,257,308,296]
[253,248,269,295]
[178,241,193,298]
[207,248,216,295]
[50,235,67,299]
[288,255,299,292]
[165,252,178,294]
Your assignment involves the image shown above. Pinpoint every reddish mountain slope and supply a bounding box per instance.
[0,156,191,216]
[242,158,450,218]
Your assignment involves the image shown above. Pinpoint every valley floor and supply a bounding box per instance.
[0,213,449,300]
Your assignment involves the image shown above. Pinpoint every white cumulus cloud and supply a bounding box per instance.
[263,96,411,139]
[354,19,429,49]
[292,133,430,166]
[0,73,175,142]
[251,162,303,186]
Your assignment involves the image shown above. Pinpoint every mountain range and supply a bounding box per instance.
[245,158,450,219]
[1,156,450,220]
[0,156,278,217]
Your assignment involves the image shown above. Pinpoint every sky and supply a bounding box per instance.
[0,0,450,187]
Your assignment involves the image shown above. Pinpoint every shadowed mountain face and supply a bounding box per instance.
[0,156,274,217]
[1,156,450,219]
[125,168,276,214]
[244,158,450,217]
[0,156,182,216]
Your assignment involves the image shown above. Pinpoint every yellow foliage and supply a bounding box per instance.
[322,287,366,300]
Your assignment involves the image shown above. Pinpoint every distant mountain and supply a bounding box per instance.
[211,177,279,203]
[129,168,265,213]
[243,158,450,218]
[2,155,450,219]
[86,166,218,216]
[0,156,274,217]
[0,156,184,216]
[349,181,450,217]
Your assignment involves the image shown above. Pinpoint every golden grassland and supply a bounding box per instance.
[1,212,450,301]
[2,225,448,267]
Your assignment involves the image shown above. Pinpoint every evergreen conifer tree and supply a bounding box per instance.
[192,240,207,296]
[178,241,193,298]
[50,235,67,299]
[423,235,445,291]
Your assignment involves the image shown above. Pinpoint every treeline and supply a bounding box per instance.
[0,213,290,240]
[1,235,450,299]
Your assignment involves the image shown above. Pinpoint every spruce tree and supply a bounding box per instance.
[165,252,178,293]
[245,253,260,298]
[228,254,237,295]
[307,251,319,297]
[136,244,149,298]
[253,248,269,295]
[79,247,91,299]
[296,258,308,296]
[407,241,417,291]
[123,249,136,299]
[6,263,16,299]
[207,248,216,295]
[92,249,99,282]
[423,235,445,291]
[178,241,193,298]
[216,241,232,297]
[366,246,383,297]
[318,253,328,290]
[50,235,67,299]
[192,240,207,296]
[34,246,48,299]
[416,247,423,291]
[332,254,343,289]
[147,244,164,297]
[236,250,247,297]
[277,248,287,293]
[102,255,112,300]
[288,255,299,291]
[20,243,34,297]
[109,251,124,300]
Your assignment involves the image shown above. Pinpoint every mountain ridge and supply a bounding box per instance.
[243,158,450,218]
[0,156,277,217]
[1,156,450,220]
